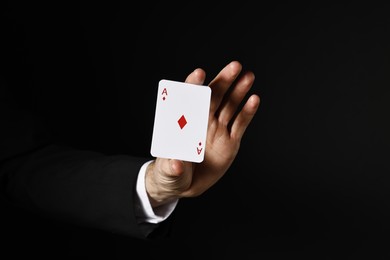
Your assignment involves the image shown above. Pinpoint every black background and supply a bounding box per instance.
[2,1,390,259]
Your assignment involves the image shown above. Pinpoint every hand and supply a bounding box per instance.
[146,61,260,207]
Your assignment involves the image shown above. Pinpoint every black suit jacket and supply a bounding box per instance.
[0,2,173,244]
[0,82,162,239]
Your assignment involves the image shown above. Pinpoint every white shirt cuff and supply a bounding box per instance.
[135,160,179,224]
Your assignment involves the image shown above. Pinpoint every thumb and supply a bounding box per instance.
[158,158,185,177]
[169,159,185,176]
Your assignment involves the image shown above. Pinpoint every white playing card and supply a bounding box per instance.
[150,79,211,163]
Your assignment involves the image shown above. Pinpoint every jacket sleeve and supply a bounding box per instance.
[0,86,166,239]
[1,144,161,239]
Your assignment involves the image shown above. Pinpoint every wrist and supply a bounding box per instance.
[145,160,177,208]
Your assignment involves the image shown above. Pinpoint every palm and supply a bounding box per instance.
[181,61,260,197]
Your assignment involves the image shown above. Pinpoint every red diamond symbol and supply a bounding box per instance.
[178,115,187,129]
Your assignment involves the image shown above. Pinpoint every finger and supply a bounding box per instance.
[208,61,242,116]
[185,68,206,85]
[217,71,255,126]
[230,94,260,140]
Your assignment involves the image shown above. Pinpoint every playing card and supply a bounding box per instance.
[150,79,211,163]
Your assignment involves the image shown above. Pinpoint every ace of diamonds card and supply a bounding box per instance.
[150,79,211,163]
